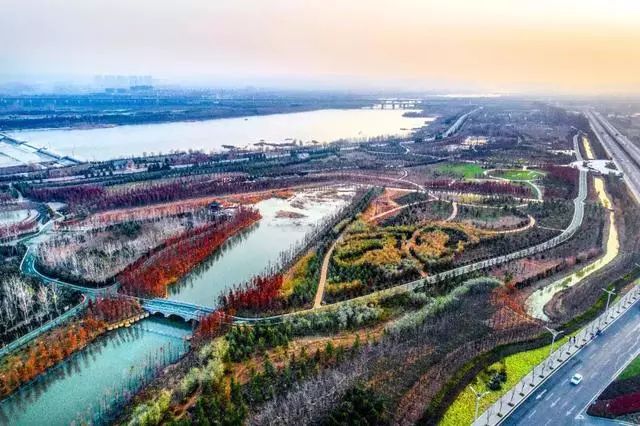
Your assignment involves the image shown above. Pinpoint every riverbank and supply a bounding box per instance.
[0,316,190,426]
[526,176,618,321]
[8,108,427,161]
[167,187,358,306]
[119,208,262,298]
[0,298,145,399]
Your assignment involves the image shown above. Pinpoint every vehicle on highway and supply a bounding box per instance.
[571,373,583,385]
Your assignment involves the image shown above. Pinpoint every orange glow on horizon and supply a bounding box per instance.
[2,0,640,94]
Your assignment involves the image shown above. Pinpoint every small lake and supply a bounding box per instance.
[0,317,190,426]
[7,109,430,161]
[168,187,355,306]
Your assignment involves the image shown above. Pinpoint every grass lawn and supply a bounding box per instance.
[437,163,485,179]
[492,169,545,181]
[441,333,574,426]
[618,355,640,381]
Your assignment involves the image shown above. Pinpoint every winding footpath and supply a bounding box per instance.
[368,199,436,222]
[314,236,341,309]
[445,201,458,222]
[483,168,544,201]
[238,165,587,323]
[9,161,587,326]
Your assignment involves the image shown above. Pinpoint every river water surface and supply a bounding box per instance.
[168,187,355,306]
[8,109,430,161]
[0,187,354,424]
[0,318,190,426]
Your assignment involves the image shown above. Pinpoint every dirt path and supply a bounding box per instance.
[367,199,435,222]
[313,235,341,308]
[486,214,536,235]
[444,201,458,222]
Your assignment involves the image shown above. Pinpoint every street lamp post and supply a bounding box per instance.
[544,326,562,370]
[602,288,616,321]
[470,385,490,422]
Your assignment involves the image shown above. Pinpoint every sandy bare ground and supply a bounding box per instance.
[582,135,596,160]
[484,214,536,235]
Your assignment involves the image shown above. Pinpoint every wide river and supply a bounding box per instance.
[8,109,430,161]
[168,187,355,306]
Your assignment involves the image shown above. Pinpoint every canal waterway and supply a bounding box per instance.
[168,187,355,306]
[0,317,190,426]
[1,187,354,424]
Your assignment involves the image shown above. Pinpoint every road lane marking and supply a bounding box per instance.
[536,389,547,400]
[576,339,640,419]
[551,396,561,407]
[545,391,555,401]
[527,409,537,419]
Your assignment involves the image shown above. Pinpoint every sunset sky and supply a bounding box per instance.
[2,0,640,94]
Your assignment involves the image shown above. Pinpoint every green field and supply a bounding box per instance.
[437,163,485,179]
[492,169,545,181]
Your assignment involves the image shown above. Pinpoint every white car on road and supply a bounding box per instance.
[570,373,583,385]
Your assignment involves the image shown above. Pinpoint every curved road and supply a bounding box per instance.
[235,166,587,323]
[13,162,587,326]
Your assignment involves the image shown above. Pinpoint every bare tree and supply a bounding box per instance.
[37,286,51,320]
[14,277,34,323]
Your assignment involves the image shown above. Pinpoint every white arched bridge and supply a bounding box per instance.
[138,298,215,322]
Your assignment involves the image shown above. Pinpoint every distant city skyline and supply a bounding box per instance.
[2,0,640,94]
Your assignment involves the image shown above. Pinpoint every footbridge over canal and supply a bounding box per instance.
[138,298,215,322]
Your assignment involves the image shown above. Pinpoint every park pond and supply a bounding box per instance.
[0,317,190,426]
[168,186,356,306]
[7,109,431,161]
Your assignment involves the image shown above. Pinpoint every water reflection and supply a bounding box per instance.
[167,190,354,306]
[0,317,190,426]
[0,189,354,425]
[168,221,261,298]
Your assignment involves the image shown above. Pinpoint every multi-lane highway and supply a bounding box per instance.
[586,109,640,203]
[442,107,482,138]
[502,298,640,426]
[485,113,640,425]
